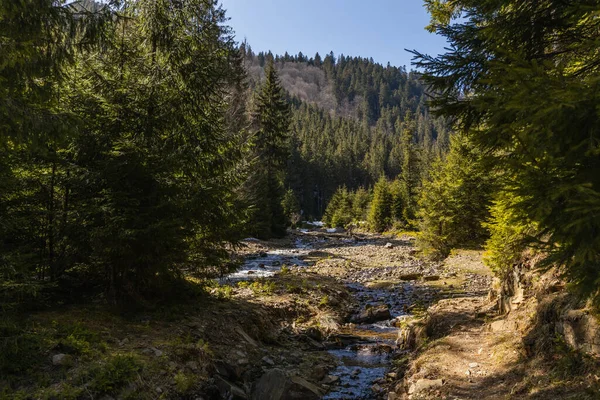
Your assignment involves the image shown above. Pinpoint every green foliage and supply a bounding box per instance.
[0,0,248,304]
[323,186,373,228]
[174,371,197,394]
[368,176,393,233]
[415,0,600,299]
[323,187,353,228]
[418,135,494,257]
[483,193,533,276]
[352,187,371,222]
[245,60,291,239]
[0,318,49,376]
[243,50,450,220]
[86,354,142,396]
[281,188,301,227]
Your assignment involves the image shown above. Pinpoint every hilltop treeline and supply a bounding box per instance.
[240,47,450,218]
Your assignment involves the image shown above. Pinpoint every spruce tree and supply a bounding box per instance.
[418,135,494,258]
[248,60,291,238]
[416,0,600,299]
[368,176,393,233]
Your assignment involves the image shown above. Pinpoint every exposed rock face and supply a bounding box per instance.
[351,304,391,324]
[396,319,426,350]
[558,309,600,357]
[251,369,322,400]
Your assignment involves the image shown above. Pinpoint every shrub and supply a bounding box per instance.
[87,354,143,396]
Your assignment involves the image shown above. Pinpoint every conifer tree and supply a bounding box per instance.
[368,176,393,233]
[418,135,494,257]
[416,0,600,299]
[400,112,420,223]
[248,59,291,238]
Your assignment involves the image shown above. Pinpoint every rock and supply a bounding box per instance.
[186,361,199,372]
[468,362,479,368]
[351,304,391,324]
[309,365,328,381]
[51,353,73,366]
[235,327,258,347]
[490,320,507,332]
[215,376,248,399]
[305,327,323,341]
[424,275,440,281]
[215,360,237,380]
[408,379,443,394]
[384,242,394,249]
[399,273,423,281]
[465,369,471,376]
[153,348,163,357]
[388,393,399,400]
[371,383,383,393]
[262,356,275,366]
[322,375,339,384]
[252,369,322,400]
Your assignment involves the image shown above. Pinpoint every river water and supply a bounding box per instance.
[225,230,419,400]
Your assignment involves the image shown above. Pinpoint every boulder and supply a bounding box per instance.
[352,304,391,324]
[51,353,73,367]
[399,273,422,281]
[251,369,322,400]
[384,242,394,249]
[215,376,248,400]
[408,379,443,394]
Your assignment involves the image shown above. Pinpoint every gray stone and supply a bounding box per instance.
[262,356,275,366]
[52,353,73,366]
[352,304,391,324]
[399,273,423,281]
[384,242,394,249]
[215,376,247,400]
[252,369,322,400]
[408,379,443,394]
[322,375,339,384]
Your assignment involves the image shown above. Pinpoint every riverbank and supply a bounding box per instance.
[12,229,590,400]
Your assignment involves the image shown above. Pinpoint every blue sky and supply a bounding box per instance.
[219,0,448,69]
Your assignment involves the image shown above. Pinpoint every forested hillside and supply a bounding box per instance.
[240,48,450,218]
[3,1,600,399]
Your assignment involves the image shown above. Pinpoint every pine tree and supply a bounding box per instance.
[400,112,420,223]
[418,135,494,258]
[368,176,393,233]
[416,0,600,299]
[248,59,291,238]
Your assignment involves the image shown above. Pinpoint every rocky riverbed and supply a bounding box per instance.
[220,228,492,399]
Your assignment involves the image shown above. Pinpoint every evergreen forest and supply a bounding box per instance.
[2,1,600,399]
